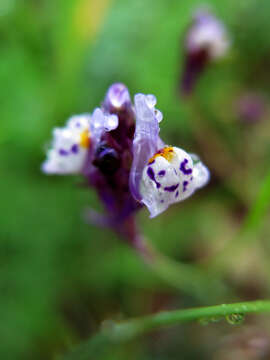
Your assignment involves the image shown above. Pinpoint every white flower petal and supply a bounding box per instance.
[42,114,91,175]
[139,146,210,217]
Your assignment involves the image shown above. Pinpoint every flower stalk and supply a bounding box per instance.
[63,300,270,360]
[130,235,231,303]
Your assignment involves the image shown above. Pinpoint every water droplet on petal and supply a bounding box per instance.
[105,114,118,131]
[146,94,157,108]
[155,110,163,123]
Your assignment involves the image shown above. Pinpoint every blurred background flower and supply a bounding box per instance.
[180,8,230,95]
[1,0,270,359]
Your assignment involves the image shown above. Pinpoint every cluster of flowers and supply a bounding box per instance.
[42,9,230,240]
[42,84,209,224]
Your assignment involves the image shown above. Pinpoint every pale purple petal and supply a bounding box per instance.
[129,94,164,201]
[90,108,119,149]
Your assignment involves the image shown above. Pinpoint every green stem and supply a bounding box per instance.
[134,236,231,303]
[62,300,270,360]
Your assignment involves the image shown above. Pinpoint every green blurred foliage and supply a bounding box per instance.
[1,0,270,359]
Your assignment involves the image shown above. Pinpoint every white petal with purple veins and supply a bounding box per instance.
[42,114,91,175]
[139,146,210,218]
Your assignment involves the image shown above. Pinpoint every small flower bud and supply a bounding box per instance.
[181,10,230,95]
[186,10,229,61]
[103,83,132,112]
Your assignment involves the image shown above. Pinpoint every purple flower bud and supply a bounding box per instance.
[180,10,230,96]
[186,11,229,60]
[103,83,132,112]
[103,83,135,147]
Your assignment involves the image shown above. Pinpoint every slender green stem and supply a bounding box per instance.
[62,300,270,360]
[134,236,232,303]
[145,248,231,302]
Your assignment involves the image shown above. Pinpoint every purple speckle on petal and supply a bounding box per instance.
[147,166,161,189]
[147,166,155,181]
[180,159,192,175]
[175,191,179,198]
[158,170,166,177]
[75,122,81,127]
[71,144,79,154]
[160,199,164,203]
[59,149,69,156]
[164,183,179,192]
[183,180,189,192]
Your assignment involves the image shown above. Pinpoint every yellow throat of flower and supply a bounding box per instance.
[80,129,91,148]
[148,146,175,164]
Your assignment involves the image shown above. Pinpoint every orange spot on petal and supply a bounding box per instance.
[80,130,91,148]
[148,146,175,164]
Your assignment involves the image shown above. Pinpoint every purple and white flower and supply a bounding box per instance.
[42,110,118,175]
[130,94,210,218]
[42,114,91,174]
[42,84,210,241]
